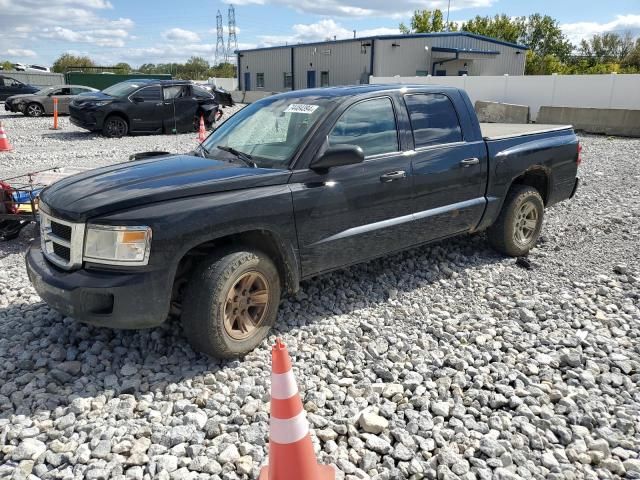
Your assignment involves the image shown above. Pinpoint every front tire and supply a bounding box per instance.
[25,103,43,117]
[102,115,128,138]
[181,249,281,358]
[487,185,544,257]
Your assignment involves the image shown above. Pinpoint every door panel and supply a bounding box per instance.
[244,72,251,91]
[291,156,414,276]
[411,142,487,241]
[163,85,198,133]
[128,86,164,132]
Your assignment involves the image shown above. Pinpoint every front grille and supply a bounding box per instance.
[50,221,72,241]
[40,207,85,270]
[52,243,71,261]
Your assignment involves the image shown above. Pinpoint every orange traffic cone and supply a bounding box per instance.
[0,121,13,152]
[260,339,335,480]
[197,115,206,142]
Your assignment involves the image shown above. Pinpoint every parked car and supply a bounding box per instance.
[0,75,39,101]
[195,84,235,107]
[5,85,99,116]
[69,79,221,137]
[27,84,580,358]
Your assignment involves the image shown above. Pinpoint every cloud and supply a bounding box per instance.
[255,19,400,47]
[163,28,201,43]
[561,14,640,44]
[234,0,493,17]
[39,25,133,48]
[5,48,37,57]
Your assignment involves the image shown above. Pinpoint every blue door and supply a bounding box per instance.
[244,72,251,91]
[306,70,316,88]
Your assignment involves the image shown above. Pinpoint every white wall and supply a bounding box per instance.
[206,77,238,91]
[370,73,640,121]
[2,71,65,87]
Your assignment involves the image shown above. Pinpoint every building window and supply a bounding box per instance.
[283,72,292,89]
[256,73,265,88]
[416,70,428,77]
[320,71,329,87]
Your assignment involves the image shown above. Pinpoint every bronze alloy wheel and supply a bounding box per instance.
[514,200,539,245]
[223,271,270,340]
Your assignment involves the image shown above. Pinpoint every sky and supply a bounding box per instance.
[0,0,639,67]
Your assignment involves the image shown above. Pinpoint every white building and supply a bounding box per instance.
[236,32,528,92]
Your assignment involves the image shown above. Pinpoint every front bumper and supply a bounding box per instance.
[26,243,172,329]
[69,105,104,131]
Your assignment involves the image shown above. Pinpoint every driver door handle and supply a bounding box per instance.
[460,157,480,167]
[380,170,407,182]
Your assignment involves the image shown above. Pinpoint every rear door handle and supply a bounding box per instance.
[460,158,480,167]
[380,170,406,182]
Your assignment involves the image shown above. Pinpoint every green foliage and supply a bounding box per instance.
[52,53,95,73]
[113,62,131,74]
[137,59,236,80]
[523,14,573,60]
[0,60,13,71]
[400,9,457,34]
[461,14,525,44]
[622,38,640,69]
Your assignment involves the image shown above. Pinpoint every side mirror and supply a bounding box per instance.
[310,145,364,171]
[131,96,144,103]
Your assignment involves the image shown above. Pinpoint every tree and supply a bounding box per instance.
[622,38,640,69]
[211,62,236,78]
[400,9,457,34]
[461,14,525,44]
[114,62,131,74]
[0,60,13,71]
[579,32,635,62]
[523,14,572,61]
[52,53,95,73]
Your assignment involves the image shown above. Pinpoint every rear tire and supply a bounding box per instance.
[487,185,544,257]
[25,103,43,117]
[181,248,281,358]
[102,115,128,138]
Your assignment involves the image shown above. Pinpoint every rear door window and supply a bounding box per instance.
[328,97,398,157]
[404,93,463,148]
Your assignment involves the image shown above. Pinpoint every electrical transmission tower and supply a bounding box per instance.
[226,5,238,63]
[215,9,226,65]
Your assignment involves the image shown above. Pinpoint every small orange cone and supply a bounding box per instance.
[259,338,335,480]
[0,121,13,152]
[197,115,206,142]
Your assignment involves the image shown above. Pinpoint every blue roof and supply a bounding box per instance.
[237,31,529,54]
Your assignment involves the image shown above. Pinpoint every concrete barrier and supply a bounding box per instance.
[475,100,530,124]
[230,90,275,104]
[537,106,640,137]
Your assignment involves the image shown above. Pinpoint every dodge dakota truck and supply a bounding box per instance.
[26,85,580,358]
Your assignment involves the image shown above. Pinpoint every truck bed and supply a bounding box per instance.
[480,123,572,140]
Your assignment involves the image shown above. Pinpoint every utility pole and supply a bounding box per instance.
[445,0,451,31]
[215,10,225,65]
[227,5,238,64]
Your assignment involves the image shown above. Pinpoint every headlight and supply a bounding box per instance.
[93,100,113,106]
[83,225,152,266]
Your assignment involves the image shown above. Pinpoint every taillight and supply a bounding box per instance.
[577,142,583,166]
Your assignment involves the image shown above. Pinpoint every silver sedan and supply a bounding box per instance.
[5,85,98,117]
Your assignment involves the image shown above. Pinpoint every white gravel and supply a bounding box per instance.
[0,109,639,480]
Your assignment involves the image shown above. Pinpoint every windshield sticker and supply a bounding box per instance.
[284,104,319,114]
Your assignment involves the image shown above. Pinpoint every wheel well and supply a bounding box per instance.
[104,112,129,126]
[170,230,297,315]
[511,168,550,205]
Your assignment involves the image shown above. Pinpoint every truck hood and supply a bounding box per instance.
[40,154,291,222]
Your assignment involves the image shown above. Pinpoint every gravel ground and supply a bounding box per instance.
[0,111,639,480]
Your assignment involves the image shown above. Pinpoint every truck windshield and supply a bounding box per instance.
[202,96,330,169]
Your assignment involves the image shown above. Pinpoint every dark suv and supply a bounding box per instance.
[69,79,220,137]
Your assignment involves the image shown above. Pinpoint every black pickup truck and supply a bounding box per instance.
[27,85,580,358]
